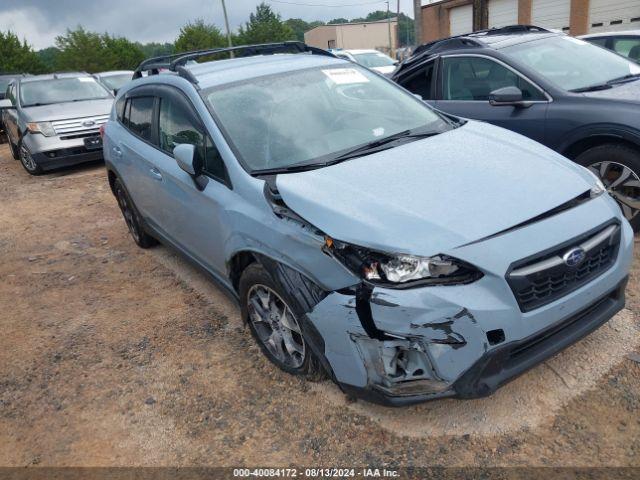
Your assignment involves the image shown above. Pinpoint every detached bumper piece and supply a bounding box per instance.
[341,277,626,406]
[453,277,627,399]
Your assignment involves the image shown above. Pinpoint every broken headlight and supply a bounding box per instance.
[324,238,482,287]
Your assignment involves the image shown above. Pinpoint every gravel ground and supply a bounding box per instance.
[1,144,640,468]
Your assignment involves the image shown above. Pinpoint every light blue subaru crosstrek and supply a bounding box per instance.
[103,42,633,406]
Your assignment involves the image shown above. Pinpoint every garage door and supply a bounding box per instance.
[589,0,640,33]
[449,4,473,36]
[488,0,518,29]
[532,0,570,31]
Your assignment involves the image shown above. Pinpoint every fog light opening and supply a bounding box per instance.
[487,329,505,346]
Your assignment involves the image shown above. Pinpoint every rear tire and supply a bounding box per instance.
[239,263,326,381]
[575,144,640,232]
[113,178,157,248]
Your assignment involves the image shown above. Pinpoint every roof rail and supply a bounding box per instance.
[133,41,336,82]
[468,24,551,37]
[406,24,551,66]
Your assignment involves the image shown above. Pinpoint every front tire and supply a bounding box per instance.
[8,137,19,160]
[575,144,640,231]
[113,178,157,249]
[18,141,42,175]
[239,263,325,380]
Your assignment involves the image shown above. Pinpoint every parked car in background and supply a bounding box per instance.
[0,72,113,175]
[580,30,640,63]
[94,70,135,94]
[0,74,26,144]
[0,74,26,100]
[393,25,640,230]
[104,42,632,406]
[332,49,398,75]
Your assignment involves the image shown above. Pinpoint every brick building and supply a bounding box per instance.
[420,0,640,43]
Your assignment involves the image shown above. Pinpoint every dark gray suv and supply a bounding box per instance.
[393,26,640,230]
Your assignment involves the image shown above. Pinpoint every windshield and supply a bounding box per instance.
[203,65,450,172]
[99,74,132,91]
[353,52,396,68]
[502,36,640,91]
[20,77,111,107]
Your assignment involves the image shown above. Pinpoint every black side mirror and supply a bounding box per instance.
[489,86,530,108]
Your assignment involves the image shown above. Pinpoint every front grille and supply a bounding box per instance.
[52,114,109,136]
[506,223,621,312]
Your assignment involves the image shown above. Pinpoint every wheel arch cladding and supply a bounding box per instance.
[563,134,640,160]
[107,169,117,195]
[240,253,336,378]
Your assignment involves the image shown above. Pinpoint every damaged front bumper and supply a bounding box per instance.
[305,208,633,406]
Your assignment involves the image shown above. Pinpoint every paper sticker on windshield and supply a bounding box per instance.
[78,77,96,82]
[322,68,369,85]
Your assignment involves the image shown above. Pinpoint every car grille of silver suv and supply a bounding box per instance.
[506,223,621,312]
[52,114,110,139]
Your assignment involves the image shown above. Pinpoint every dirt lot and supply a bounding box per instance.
[1,143,640,469]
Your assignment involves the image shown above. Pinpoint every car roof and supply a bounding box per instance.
[20,72,92,83]
[95,70,134,77]
[342,49,386,55]
[184,53,350,89]
[580,30,640,38]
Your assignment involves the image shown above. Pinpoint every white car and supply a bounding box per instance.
[331,49,398,76]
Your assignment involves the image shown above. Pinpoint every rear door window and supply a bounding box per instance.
[126,96,154,142]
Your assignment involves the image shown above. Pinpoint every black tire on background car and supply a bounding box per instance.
[113,178,158,248]
[8,138,19,160]
[575,144,640,232]
[18,140,43,175]
[239,263,325,380]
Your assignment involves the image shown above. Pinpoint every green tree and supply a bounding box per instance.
[284,18,323,42]
[138,42,175,58]
[174,19,225,53]
[328,18,349,24]
[102,35,145,70]
[0,31,45,73]
[237,3,295,44]
[55,27,145,72]
[37,47,60,72]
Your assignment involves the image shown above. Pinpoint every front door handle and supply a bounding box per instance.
[149,167,163,181]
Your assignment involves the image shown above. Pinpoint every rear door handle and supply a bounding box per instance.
[112,146,122,157]
[149,167,163,181]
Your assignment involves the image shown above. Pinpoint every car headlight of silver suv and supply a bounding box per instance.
[26,122,56,137]
[324,237,482,287]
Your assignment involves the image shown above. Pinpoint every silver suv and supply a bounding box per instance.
[0,72,113,175]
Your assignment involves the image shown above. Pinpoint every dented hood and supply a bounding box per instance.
[275,121,595,256]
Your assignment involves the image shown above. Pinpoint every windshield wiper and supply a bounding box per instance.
[606,72,640,85]
[571,72,640,92]
[252,128,441,176]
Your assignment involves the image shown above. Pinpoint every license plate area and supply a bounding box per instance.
[84,136,103,150]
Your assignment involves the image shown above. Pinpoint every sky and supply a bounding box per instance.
[0,0,416,50]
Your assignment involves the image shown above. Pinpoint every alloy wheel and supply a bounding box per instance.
[589,161,640,221]
[115,186,141,243]
[247,284,306,369]
[19,145,38,172]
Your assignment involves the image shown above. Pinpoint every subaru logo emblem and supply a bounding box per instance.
[82,120,96,127]
[563,247,586,267]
